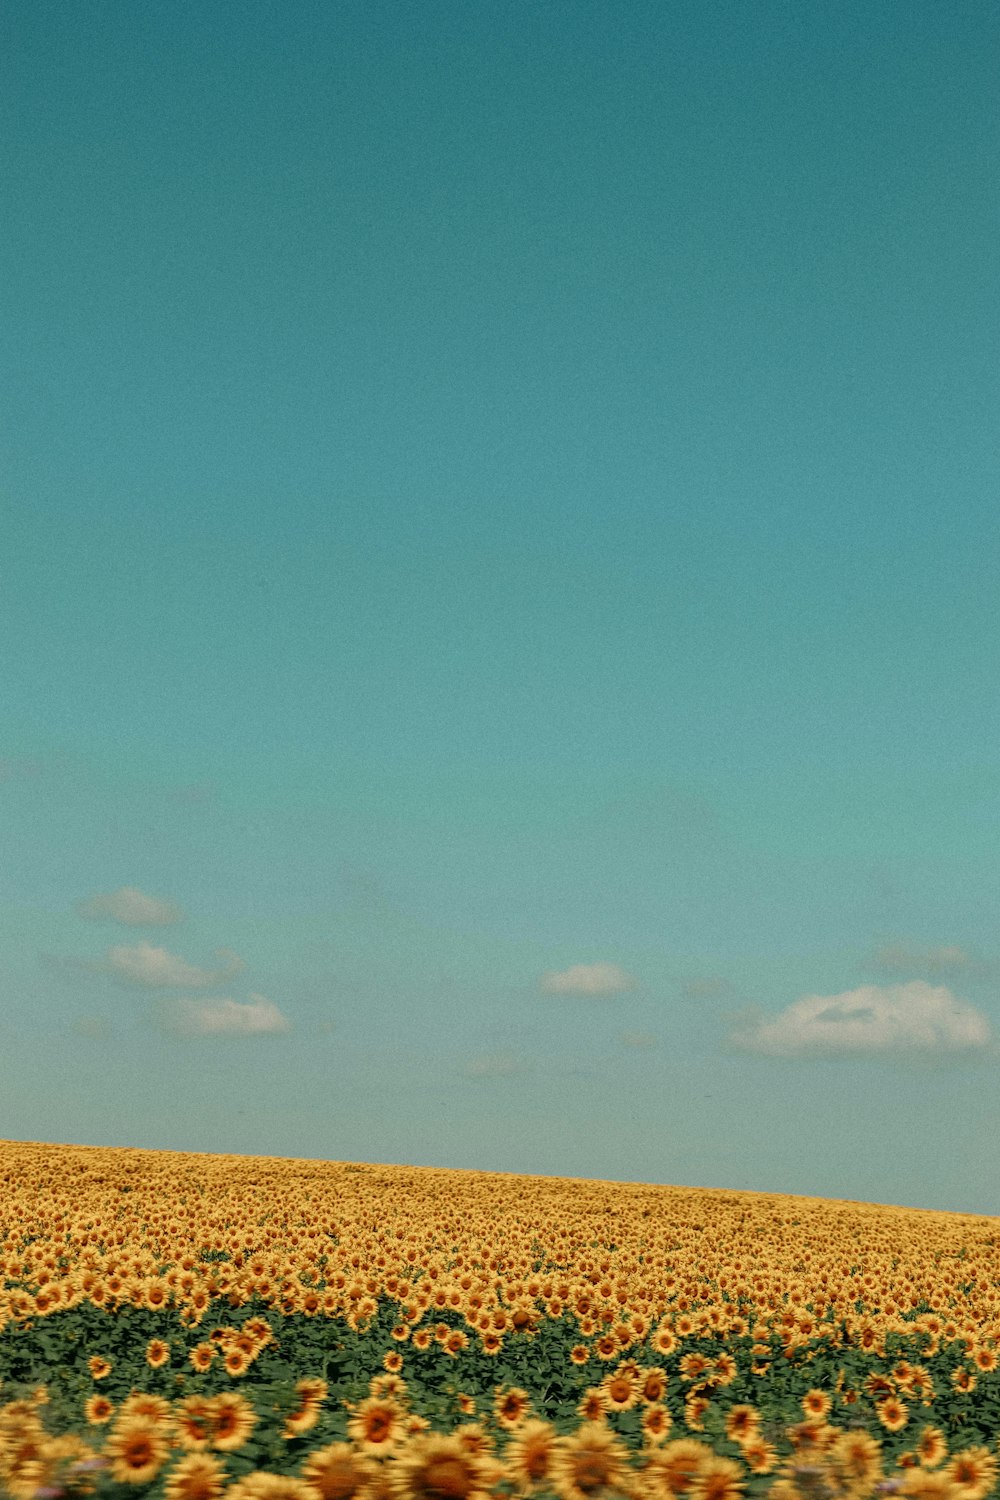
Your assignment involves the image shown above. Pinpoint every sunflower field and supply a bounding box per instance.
[1,1140,999,1500]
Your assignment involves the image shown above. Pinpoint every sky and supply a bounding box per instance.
[3,1,999,1219]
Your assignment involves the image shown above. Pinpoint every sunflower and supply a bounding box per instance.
[972,1347,998,1373]
[569,1346,591,1367]
[915,1427,948,1469]
[102,1417,172,1486]
[147,1338,172,1369]
[224,1347,251,1377]
[84,1394,115,1425]
[384,1351,404,1374]
[951,1368,976,1393]
[208,1391,258,1452]
[227,1475,315,1500]
[548,1420,635,1500]
[189,1343,216,1373]
[173,1396,217,1451]
[825,1429,883,1492]
[347,1398,407,1456]
[162,1451,228,1500]
[457,1395,477,1417]
[594,1334,620,1361]
[88,1357,112,1380]
[942,1446,999,1500]
[391,1325,411,1342]
[876,1398,909,1433]
[118,1391,174,1427]
[479,1333,503,1356]
[894,1473,960,1499]
[640,1368,669,1405]
[388,1431,498,1500]
[678,1355,712,1383]
[298,1441,378,1500]
[640,1437,715,1498]
[412,1329,433,1351]
[494,1388,533,1430]
[724,1407,760,1446]
[602,1371,639,1413]
[739,1440,777,1476]
[576,1389,609,1422]
[641,1405,673,1447]
[683,1397,710,1432]
[800,1391,831,1421]
[651,1327,679,1358]
[502,1418,559,1496]
[687,1455,745,1500]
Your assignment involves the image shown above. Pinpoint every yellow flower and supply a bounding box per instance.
[102,1417,172,1486]
[163,1450,229,1500]
[548,1420,635,1500]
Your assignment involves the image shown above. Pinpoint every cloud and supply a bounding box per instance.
[619,1031,657,1048]
[681,976,733,999]
[82,942,244,988]
[461,1051,527,1077]
[871,943,972,974]
[0,756,44,782]
[74,886,185,927]
[540,962,637,996]
[71,1015,111,1040]
[153,993,292,1038]
[723,981,993,1059]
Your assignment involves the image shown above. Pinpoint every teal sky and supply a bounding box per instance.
[3,2,999,1217]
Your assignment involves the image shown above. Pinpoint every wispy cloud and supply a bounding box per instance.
[74,886,185,927]
[71,1015,111,1040]
[723,981,993,1060]
[619,1031,657,1048]
[461,1051,527,1077]
[540,962,637,996]
[681,976,733,1000]
[0,756,44,782]
[870,942,974,975]
[152,994,291,1038]
[76,942,244,988]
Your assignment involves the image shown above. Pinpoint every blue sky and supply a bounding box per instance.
[3,1,999,1217]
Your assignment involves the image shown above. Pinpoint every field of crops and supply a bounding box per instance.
[1,1139,998,1500]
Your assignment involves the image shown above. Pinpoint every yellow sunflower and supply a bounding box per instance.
[388,1431,498,1500]
[298,1441,378,1500]
[84,1394,115,1425]
[189,1343,216,1373]
[146,1338,171,1369]
[640,1437,715,1498]
[825,1429,883,1493]
[576,1388,609,1422]
[876,1397,909,1433]
[739,1439,777,1476]
[88,1357,112,1380]
[547,1420,635,1500]
[724,1407,760,1446]
[800,1391,831,1421]
[640,1404,673,1446]
[942,1446,999,1500]
[227,1475,315,1500]
[915,1426,948,1469]
[173,1396,217,1451]
[502,1418,559,1496]
[494,1387,533,1430]
[102,1417,172,1487]
[208,1390,258,1452]
[640,1367,669,1405]
[601,1370,639,1412]
[162,1450,228,1500]
[346,1397,407,1456]
[687,1455,746,1500]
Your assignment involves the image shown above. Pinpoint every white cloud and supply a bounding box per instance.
[724,981,993,1059]
[461,1051,526,1077]
[154,994,292,1038]
[873,943,971,974]
[86,942,244,988]
[620,1031,657,1048]
[75,886,184,926]
[72,1015,111,1040]
[540,962,637,996]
